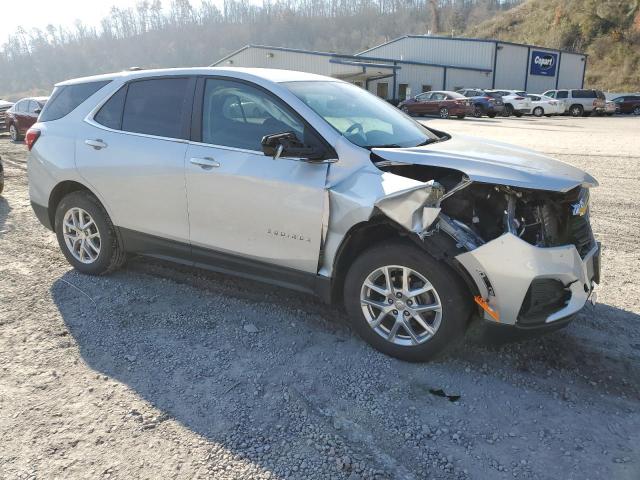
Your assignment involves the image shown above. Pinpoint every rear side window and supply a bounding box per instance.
[572,89,595,98]
[40,80,110,122]
[556,91,568,99]
[94,87,127,130]
[121,78,190,138]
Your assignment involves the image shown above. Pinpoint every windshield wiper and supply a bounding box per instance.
[367,144,403,149]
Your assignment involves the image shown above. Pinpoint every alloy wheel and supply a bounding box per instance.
[634,106,640,115]
[360,265,442,346]
[9,124,17,141]
[62,207,101,264]
[439,107,449,119]
[533,107,544,117]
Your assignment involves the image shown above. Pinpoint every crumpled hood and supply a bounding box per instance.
[372,134,598,192]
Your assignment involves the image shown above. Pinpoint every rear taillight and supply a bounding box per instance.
[26,128,41,151]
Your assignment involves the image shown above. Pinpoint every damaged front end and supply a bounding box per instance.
[383,166,601,327]
[321,137,600,327]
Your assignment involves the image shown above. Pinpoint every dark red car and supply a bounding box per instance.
[6,96,48,141]
[398,91,474,119]
[612,95,640,115]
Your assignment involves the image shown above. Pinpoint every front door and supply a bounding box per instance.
[75,77,194,248]
[185,77,329,273]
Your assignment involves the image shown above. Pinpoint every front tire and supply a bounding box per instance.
[502,104,513,117]
[9,124,21,142]
[439,107,450,119]
[473,105,484,118]
[55,191,126,275]
[533,106,544,117]
[343,241,471,362]
[633,106,640,115]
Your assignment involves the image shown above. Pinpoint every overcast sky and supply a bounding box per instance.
[0,0,253,45]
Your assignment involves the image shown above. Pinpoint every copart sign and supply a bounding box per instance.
[530,51,558,76]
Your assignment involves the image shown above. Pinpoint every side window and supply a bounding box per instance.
[95,86,127,130]
[122,78,190,139]
[201,78,305,151]
[416,93,431,101]
[556,91,568,99]
[27,101,38,113]
[16,101,26,112]
[39,81,110,122]
[546,91,556,98]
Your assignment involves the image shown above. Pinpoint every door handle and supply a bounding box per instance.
[190,157,220,169]
[85,139,107,150]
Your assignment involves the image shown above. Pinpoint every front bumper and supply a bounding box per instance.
[456,233,600,326]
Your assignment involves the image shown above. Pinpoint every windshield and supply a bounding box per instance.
[284,81,438,148]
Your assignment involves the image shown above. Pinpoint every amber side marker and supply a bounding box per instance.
[474,296,500,322]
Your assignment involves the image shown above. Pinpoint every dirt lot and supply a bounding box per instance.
[1,115,639,480]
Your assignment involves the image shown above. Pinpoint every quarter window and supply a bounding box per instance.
[95,86,127,130]
[121,78,190,138]
[201,78,305,151]
[39,80,110,122]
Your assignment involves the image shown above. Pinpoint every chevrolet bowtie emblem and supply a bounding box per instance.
[572,199,588,216]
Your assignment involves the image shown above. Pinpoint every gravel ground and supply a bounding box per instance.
[1,115,639,480]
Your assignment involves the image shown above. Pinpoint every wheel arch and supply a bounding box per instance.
[329,219,405,305]
[328,218,479,307]
[48,180,102,230]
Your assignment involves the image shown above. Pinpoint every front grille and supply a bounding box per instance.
[518,279,571,325]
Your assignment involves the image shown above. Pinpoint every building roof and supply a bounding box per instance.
[357,35,586,57]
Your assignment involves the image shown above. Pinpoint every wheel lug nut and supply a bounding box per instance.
[392,310,398,315]
[396,292,402,298]
[388,299,393,304]
[407,300,413,306]
[403,310,410,316]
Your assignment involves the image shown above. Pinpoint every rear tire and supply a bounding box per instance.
[54,191,126,275]
[533,106,544,117]
[473,105,484,118]
[343,240,471,362]
[569,104,583,117]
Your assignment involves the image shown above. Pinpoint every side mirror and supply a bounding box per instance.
[261,132,327,163]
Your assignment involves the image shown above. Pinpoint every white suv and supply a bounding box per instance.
[486,89,533,117]
[27,68,600,361]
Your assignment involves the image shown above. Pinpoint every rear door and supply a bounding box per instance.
[184,77,329,273]
[76,77,194,249]
[14,100,29,133]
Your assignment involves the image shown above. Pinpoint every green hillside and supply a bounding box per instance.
[467,0,640,91]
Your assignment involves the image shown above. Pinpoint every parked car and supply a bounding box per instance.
[0,100,14,131]
[541,89,606,117]
[398,91,473,119]
[612,95,640,115]
[456,89,504,118]
[5,96,48,141]
[28,68,600,361]
[485,90,532,117]
[526,94,565,116]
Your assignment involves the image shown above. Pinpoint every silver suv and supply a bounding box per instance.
[542,89,606,117]
[28,68,601,361]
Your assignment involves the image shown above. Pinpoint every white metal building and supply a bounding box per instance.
[212,35,587,101]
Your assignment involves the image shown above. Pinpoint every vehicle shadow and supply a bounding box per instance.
[0,196,11,232]
[51,266,640,461]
